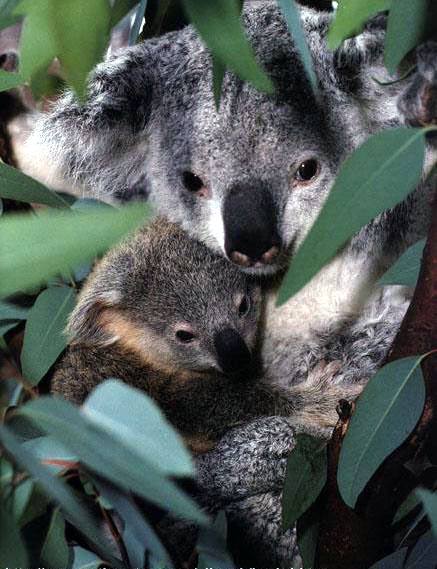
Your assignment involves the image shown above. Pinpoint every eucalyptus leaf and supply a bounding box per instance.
[110,0,138,29]
[0,320,20,338]
[197,511,234,569]
[327,0,392,49]
[83,380,193,477]
[393,491,421,524]
[16,0,111,100]
[369,548,407,569]
[18,396,208,525]
[282,434,327,529]
[23,436,78,474]
[0,69,25,92]
[338,356,426,508]
[129,0,147,45]
[0,424,115,563]
[416,489,437,535]
[212,54,226,110]
[406,530,437,568]
[0,161,70,208]
[40,507,70,569]
[0,501,29,567]
[93,476,171,568]
[380,239,425,286]
[21,286,77,384]
[183,0,273,94]
[11,478,34,523]
[385,0,428,74]
[277,0,318,98]
[0,203,151,298]
[278,127,427,304]
[72,546,103,569]
[0,300,30,321]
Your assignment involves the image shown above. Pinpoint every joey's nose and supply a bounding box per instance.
[214,328,252,374]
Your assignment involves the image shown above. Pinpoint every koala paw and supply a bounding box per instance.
[398,41,437,128]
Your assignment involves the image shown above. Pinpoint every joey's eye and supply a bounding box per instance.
[176,330,196,343]
[295,159,319,182]
[182,171,204,193]
[238,295,250,317]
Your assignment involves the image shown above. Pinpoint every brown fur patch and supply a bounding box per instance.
[183,434,216,455]
[98,308,205,382]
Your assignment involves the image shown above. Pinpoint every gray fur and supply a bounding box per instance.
[28,2,437,566]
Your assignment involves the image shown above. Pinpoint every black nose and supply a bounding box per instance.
[223,183,281,266]
[213,328,252,374]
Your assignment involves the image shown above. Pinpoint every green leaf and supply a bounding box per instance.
[53,0,111,99]
[0,161,71,208]
[0,499,29,567]
[183,0,273,94]
[406,530,437,568]
[0,0,21,30]
[327,0,392,49]
[282,434,327,530]
[72,546,102,569]
[0,203,151,298]
[0,69,25,92]
[83,380,193,477]
[110,0,138,29]
[277,0,319,98]
[11,478,34,522]
[277,127,427,304]
[369,548,407,569]
[197,511,234,569]
[40,507,69,569]
[19,396,208,525]
[338,356,426,508]
[93,476,171,568]
[21,286,77,384]
[296,503,320,569]
[212,54,226,110]
[0,320,20,338]
[416,489,437,536]
[129,0,147,45]
[393,490,421,524]
[384,0,428,74]
[17,0,111,100]
[23,436,78,474]
[0,424,115,563]
[380,239,425,286]
[0,300,30,321]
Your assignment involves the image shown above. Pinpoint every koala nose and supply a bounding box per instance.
[223,183,281,267]
[214,328,252,374]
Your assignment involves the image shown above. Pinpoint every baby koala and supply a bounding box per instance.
[52,218,350,453]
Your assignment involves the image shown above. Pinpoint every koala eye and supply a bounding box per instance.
[175,329,196,343]
[238,295,250,317]
[182,171,204,193]
[295,159,319,182]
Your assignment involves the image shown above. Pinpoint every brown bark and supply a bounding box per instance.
[317,192,437,569]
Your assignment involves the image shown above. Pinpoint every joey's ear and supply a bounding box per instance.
[67,288,121,347]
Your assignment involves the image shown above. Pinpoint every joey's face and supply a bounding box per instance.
[119,250,262,377]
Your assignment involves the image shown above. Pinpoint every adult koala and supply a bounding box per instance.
[25,1,436,566]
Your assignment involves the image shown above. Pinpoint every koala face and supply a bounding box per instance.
[69,220,262,377]
[36,2,390,275]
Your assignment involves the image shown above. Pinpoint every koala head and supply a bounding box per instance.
[33,2,383,275]
[68,219,262,377]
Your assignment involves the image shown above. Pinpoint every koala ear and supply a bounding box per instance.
[67,288,121,347]
[24,41,159,197]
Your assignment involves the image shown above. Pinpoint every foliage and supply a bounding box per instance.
[0,0,436,568]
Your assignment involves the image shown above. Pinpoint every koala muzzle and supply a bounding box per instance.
[214,328,252,374]
[223,183,281,268]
